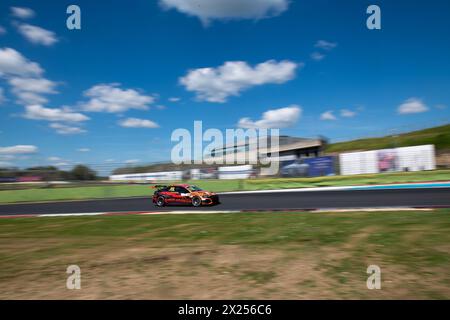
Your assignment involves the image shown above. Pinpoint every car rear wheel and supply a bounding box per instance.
[156,196,166,207]
[192,196,202,207]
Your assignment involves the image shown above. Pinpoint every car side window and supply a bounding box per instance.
[175,187,189,193]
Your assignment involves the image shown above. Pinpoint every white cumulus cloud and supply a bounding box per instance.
[340,109,356,118]
[180,60,299,103]
[8,77,58,105]
[398,98,429,114]
[119,117,159,128]
[0,145,38,155]
[160,0,289,25]
[24,105,89,122]
[80,83,155,113]
[315,40,337,51]
[49,123,86,135]
[8,77,57,94]
[17,24,58,46]
[0,47,43,77]
[77,148,90,152]
[320,110,336,120]
[238,105,301,129]
[310,52,325,61]
[0,26,6,35]
[0,48,59,105]
[54,161,72,168]
[10,7,35,19]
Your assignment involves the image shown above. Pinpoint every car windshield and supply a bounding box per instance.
[188,185,203,191]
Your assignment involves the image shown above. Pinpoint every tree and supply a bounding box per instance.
[70,165,97,180]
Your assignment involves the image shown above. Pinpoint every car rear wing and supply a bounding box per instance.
[151,184,168,190]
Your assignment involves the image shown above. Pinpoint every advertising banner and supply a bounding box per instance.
[304,156,335,177]
[377,149,398,173]
[280,156,335,177]
[339,144,436,175]
[280,159,308,177]
[397,145,435,171]
[339,150,378,175]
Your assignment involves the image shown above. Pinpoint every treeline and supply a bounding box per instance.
[0,165,98,181]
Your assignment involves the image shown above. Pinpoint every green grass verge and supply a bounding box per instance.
[0,184,153,204]
[0,170,449,204]
[0,169,449,204]
[0,210,449,298]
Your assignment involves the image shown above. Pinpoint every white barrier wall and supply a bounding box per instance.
[397,145,435,171]
[109,171,182,181]
[218,165,253,180]
[340,150,378,175]
[339,145,436,175]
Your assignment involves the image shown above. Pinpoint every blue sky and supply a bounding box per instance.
[0,0,449,172]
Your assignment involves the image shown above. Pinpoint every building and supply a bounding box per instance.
[208,135,326,164]
[108,135,327,181]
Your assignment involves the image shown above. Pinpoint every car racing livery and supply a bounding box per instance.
[152,184,220,207]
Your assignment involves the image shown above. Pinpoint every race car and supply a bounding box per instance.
[152,184,220,207]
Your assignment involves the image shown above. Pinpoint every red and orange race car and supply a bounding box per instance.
[152,184,220,207]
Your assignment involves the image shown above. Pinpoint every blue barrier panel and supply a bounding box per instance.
[303,156,335,177]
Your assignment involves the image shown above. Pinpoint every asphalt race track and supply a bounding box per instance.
[0,188,450,216]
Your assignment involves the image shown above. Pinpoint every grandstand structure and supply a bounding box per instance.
[207,135,327,163]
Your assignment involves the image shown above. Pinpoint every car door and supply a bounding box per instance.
[175,186,191,204]
[164,186,180,203]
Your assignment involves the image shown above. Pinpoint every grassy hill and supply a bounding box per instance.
[325,124,450,153]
